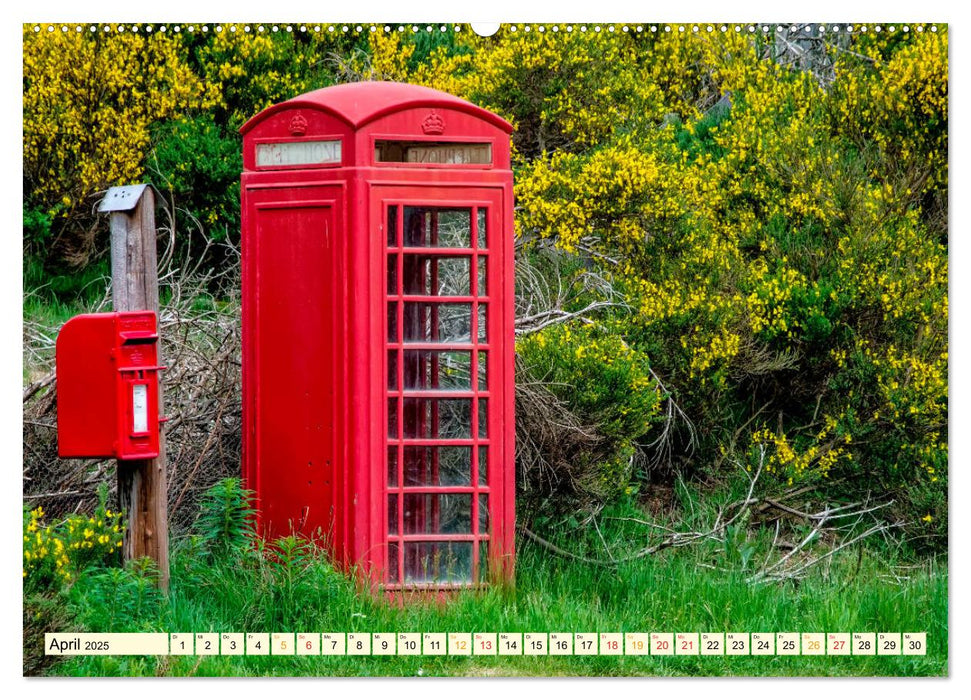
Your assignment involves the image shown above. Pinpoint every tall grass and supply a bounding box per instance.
[34,481,946,678]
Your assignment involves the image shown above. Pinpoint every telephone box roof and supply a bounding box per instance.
[240,81,513,134]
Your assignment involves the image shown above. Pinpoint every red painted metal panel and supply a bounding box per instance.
[252,201,337,541]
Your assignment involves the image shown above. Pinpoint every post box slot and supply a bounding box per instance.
[120,334,159,345]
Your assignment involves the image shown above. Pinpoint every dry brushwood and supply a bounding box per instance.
[512,242,659,518]
[513,238,630,337]
[522,447,899,581]
[513,363,610,520]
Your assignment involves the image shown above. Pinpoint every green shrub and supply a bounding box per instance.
[517,322,662,506]
[191,478,257,559]
[149,114,242,244]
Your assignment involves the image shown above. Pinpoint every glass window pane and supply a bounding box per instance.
[388,541,400,584]
[388,301,399,343]
[403,397,472,439]
[388,350,398,390]
[478,446,488,486]
[388,398,398,438]
[404,207,472,248]
[478,494,489,535]
[477,305,487,342]
[478,398,488,438]
[387,255,398,295]
[403,255,471,296]
[403,446,472,486]
[388,206,398,247]
[388,446,399,486]
[404,542,473,584]
[478,540,489,583]
[477,208,487,249]
[388,495,399,535]
[403,350,471,390]
[403,302,473,343]
[478,352,487,390]
[477,257,487,295]
[404,493,472,534]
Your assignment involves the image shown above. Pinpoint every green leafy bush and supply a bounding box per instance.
[149,115,242,243]
[191,478,257,559]
[517,322,662,506]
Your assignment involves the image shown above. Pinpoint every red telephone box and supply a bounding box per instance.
[240,82,515,590]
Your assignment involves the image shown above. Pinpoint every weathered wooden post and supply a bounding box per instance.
[99,184,170,592]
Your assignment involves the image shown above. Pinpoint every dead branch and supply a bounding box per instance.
[522,442,898,583]
[642,367,697,473]
[748,498,898,584]
[23,372,55,402]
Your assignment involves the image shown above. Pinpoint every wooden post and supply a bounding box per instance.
[102,184,170,592]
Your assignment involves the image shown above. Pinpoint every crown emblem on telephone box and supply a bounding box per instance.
[288,113,308,136]
[421,110,446,135]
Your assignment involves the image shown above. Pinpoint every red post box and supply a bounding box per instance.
[56,311,162,460]
[240,82,516,591]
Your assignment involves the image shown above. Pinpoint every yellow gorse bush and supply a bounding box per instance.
[500,27,945,531]
[23,504,125,585]
[23,24,212,259]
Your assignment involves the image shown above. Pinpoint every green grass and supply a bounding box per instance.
[28,495,947,678]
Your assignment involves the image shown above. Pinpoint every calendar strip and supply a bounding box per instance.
[44,632,927,656]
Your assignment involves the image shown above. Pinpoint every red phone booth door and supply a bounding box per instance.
[249,193,341,540]
[380,188,505,587]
